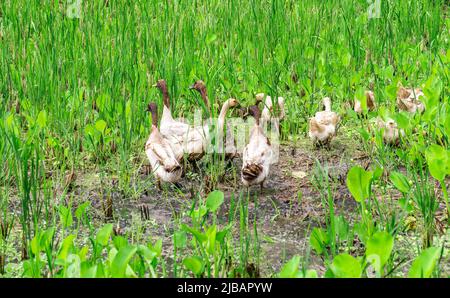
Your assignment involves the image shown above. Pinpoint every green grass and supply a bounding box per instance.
[0,0,449,277]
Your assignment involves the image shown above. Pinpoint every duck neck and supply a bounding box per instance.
[218,101,231,129]
[323,100,331,112]
[151,109,158,128]
[160,87,170,109]
[199,88,210,111]
[253,110,261,127]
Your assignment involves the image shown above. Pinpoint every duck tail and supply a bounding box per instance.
[242,163,263,181]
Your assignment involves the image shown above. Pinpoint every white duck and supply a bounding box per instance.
[155,79,208,162]
[241,105,273,191]
[308,97,340,147]
[354,90,376,114]
[397,86,425,114]
[255,93,286,128]
[145,103,182,189]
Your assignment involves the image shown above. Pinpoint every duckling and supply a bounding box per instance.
[145,103,182,190]
[308,97,340,147]
[397,86,425,114]
[241,105,273,191]
[375,117,405,146]
[154,79,208,163]
[354,90,376,114]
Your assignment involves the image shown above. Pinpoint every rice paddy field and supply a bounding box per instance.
[0,0,449,278]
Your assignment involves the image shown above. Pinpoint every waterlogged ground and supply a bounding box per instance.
[2,127,448,277]
[30,125,442,277]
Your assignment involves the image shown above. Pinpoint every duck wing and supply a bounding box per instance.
[146,135,180,172]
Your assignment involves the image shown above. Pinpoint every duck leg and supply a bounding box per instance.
[156,179,162,191]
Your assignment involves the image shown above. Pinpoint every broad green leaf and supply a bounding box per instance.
[183,256,204,276]
[59,205,73,228]
[30,232,41,255]
[84,124,95,136]
[279,255,300,278]
[342,52,351,67]
[75,201,90,221]
[206,190,224,212]
[304,269,318,278]
[40,227,55,250]
[329,254,362,278]
[365,231,394,274]
[95,119,107,134]
[444,112,450,140]
[335,215,350,240]
[65,254,81,278]
[390,171,411,193]
[408,247,441,278]
[206,225,217,255]
[310,227,328,255]
[216,224,232,243]
[206,33,217,45]
[58,234,76,261]
[372,167,384,181]
[78,246,89,261]
[346,166,373,202]
[96,224,113,246]
[111,245,137,278]
[80,262,97,278]
[182,224,207,243]
[36,110,47,128]
[137,245,157,262]
[149,239,162,257]
[174,230,187,249]
[393,112,410,130]
[113,236,128,250]
[425,144,450,181]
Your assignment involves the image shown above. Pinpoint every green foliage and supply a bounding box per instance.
[346,166,373,202]
[0,0,448,279]
[365,231,394,276]
[408,247,441,278]
[390,172,411,194]
[206,190,224,213]
[425,145,450,182]
[23,224,163,278]
[329,254,362,278]
[278,255,317,278]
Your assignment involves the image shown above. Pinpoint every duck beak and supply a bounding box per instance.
[188,84,195,90]
[151,83,157,88]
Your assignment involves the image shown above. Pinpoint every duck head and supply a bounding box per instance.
[153,79,170,108]
[189,80,206,91]
[189,80,210,109]
[248,105,261,125]
[255,93,265,104]
[386,119,397,129]
[153,79,168,92]
[227,98,239,108]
